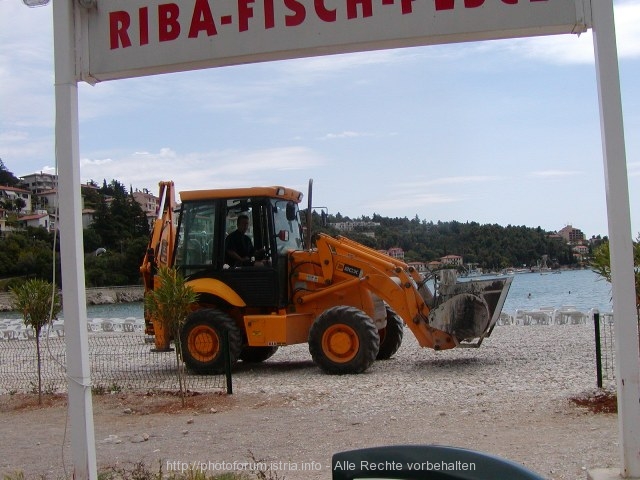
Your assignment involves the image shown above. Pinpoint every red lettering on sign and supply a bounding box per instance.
[315,0,337,22]
[264,0,275,28]
[284,0,305,26]
[347,0,373,19]
[159,3,181,42]
[106,0,550,51]
[435,0,547,10]
[109,12,132,49]
[238,0,255,32]
[189,0,217,37]
[400,0,415,14]
[139,7,149,45]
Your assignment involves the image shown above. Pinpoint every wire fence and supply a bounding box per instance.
[0,332,230,395]
[1,311,632,395]
[593,311,616,386]
[591,310,640,387]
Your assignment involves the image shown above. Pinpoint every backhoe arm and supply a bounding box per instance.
[298,233,511,350]
[140,181,177,292]
[311,233,457,350]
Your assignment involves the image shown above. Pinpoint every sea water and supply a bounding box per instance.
[0,300,144,321]
[1,269,613,322]
[500,269,612,315]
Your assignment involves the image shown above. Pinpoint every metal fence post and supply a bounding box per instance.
[593,310,603,389]
[223,329,233,395]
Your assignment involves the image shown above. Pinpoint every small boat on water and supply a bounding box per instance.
[502,268,530,275]
[460,263,483,278]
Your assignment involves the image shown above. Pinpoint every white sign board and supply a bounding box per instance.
[78,0,592,83]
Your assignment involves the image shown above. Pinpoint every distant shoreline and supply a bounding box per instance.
[0,285,144,312]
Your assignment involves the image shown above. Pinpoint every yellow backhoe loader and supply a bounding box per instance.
[140,180,512,374]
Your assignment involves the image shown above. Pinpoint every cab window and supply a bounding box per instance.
[272,199,303,254]
[175,201,216,275]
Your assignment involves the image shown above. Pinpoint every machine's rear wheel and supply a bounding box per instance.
[309,306,379,374]
[180,309,242,374]
[376,307,404,360]
[239,346,279,363]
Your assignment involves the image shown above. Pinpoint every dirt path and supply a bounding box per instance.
[1,325,621,479]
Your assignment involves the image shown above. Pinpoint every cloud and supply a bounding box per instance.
[398,175,503,188]
[0,131,29,142]
[1,130,53,168]
[613,0,640,58]
[455,1,640,66]
[360,192,460,213]
[323,131,372,139]
[276,50,405,80]
[77,146,326,192]
[628,161,640,177]
[352,175,504,215]
[0,3,54,130]
[530,170,583,178]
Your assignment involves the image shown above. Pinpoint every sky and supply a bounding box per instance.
[1,0,639,239]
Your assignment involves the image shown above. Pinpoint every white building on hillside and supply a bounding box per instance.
[0,185,32,213]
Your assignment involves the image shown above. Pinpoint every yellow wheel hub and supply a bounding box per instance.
[322,324,359,363]
[188,325,220,363]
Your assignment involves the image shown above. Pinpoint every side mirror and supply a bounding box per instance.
[277,230,289,242]
[286,202,297,221]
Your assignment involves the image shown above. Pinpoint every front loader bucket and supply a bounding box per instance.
[429,276,513,347]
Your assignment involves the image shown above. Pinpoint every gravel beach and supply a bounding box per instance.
[1,323,620,480]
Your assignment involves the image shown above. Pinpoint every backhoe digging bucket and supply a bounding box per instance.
[429,276,513,347]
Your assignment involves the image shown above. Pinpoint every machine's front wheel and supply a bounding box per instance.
[180,309,242,374]
[309,306,379,374]
[239,346,279,363]
[376,307,404,360]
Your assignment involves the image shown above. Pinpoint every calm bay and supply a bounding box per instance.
[1,268,613,322]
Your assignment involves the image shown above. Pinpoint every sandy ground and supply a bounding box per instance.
[0,324,622,480]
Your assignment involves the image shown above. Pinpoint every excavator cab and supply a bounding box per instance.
[174,189,304,308]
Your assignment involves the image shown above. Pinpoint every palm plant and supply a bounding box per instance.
[591,234,640,316]
[143,266,197,405]
[10,279,62,404]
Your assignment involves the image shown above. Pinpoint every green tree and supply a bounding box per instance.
[144,267,197,405]
[591,235,640,314]
[89,180,149,253]
[0,158,21,186]
[0,229,59,285]
[11,279,62,404]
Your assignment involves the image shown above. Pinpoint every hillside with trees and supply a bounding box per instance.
[1,161,595,289]
[309,212,582,271]
[0,162,149,290]
[82,179,150,286]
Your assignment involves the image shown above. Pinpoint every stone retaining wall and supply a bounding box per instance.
[0,285,144,312]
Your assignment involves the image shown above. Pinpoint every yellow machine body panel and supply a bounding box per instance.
[181,186,302,204]
[244,313,315,346]
[186,277,246,307]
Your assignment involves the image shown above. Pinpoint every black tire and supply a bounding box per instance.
[239,346,279,363]
[180,308,242,374]
[308,306,380,375]
[376,307,404,360]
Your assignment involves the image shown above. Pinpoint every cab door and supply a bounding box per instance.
[216,197,281,308]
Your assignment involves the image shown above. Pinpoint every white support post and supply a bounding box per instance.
[52,0,98,478]
[591,0,640,478]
